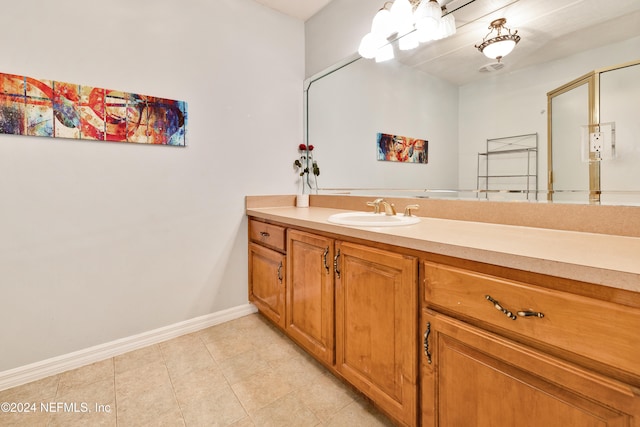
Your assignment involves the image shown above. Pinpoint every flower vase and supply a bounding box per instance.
[296,193,309,208]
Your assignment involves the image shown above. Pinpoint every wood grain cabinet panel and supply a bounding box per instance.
[421,310,639,427]
[249,219,286,252]
[336,241,418,427]
[286,229,335,366]
[248,242,285,328]
[424,261,640,383]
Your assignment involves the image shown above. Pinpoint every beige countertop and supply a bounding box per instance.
[247,205,640,293]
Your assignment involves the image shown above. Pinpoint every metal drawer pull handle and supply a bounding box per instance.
[424,322,432,364]
[517,310,545,318]
[485,295,517,320]
[322,247,330,274]
[260,231,270,238]
[333,249,341,278]
[277,261,283,283]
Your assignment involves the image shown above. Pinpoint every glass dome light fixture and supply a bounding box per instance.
[414,0,442,42]
[475,18,521,62]
[358,0,459,61]
[358,4,395,60]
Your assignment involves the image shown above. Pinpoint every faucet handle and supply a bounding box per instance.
[404,204,420,217]
[366,198,384,214]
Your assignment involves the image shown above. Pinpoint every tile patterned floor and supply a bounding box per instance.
[0,313,395,426]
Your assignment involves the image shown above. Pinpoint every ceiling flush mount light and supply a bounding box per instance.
[358,0,456,62]
[475,18,521,62]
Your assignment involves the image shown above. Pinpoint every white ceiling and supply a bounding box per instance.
[254,0,640,85]
[252,0,333,21]
[397,0,640,85]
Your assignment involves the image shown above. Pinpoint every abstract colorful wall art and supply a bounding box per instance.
[377,132,428,163]
[0,72,187,146]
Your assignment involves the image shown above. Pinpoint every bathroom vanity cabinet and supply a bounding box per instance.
[246,201,640,427]
[286,229,335,366]
[251,220,419,426]
[248,220,286,328]
[421,261,640,426]
[335,241,418,426]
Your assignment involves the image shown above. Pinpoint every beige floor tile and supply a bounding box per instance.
[170,365,227,405]
[227,416,256,427]
[269,353,327,389]
[114,344,163,375]
[197,320,245,344]
[57,358,114,397]
[160,333,218,377]
[170,360,248,426]
[0,375,60,426]
[114,360,169,397]
[116,377,182,426]
[231,369,296,413]
[0,374,60,402]
[297,373,357,422]
[49,377,116,426]
[204,333,255,362]
[114,356,185,426]
[1,313,395,426]
[217,349,271,385]
[179,382,247,427]
[0,408,51,427]
[250,392,321,427]
[324,399,396,427]
[255,336,309,365]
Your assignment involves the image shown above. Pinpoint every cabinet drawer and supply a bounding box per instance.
[249,219,286,252]
[424,261,640,381]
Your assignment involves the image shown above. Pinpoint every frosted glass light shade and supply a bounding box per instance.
[414,0,442,42]
[476,18,520,61]
[372,8,394,38]
[399,29,420,50]
[482,39,516,59]
[389,0,414,34]
[358,32,387,59]
[358,33,377,58]
[375,43,394,62]
[441,12,456,37]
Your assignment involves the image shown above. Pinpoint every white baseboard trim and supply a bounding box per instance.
[0,303,258,392]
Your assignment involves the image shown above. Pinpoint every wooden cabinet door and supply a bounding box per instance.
[248,242,285,328]
[286,230,335,366]
[335,241,418,427]
[421,310,639,427]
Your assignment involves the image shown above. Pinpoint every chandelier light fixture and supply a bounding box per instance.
[475,18,521,62]
[358,0,456,62]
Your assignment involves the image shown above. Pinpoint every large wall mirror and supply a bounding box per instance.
[305,0,640,205]
[549,60,640,205]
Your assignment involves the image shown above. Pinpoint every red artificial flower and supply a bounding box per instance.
[298,143,307,150]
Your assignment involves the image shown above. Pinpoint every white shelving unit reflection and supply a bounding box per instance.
[477,133,538,200]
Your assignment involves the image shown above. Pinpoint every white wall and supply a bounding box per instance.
[305,0,373,78]
[0,0,303,372]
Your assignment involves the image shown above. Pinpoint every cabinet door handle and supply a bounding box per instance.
[485,295,517,320]
[517,310,545,318]
[424,322,432,364]
[333,249,341,279]
[322,247,330,274]
[277,261,283,283]
[260,231,270,238]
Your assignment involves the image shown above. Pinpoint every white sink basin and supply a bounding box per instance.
[327,212,420,227]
